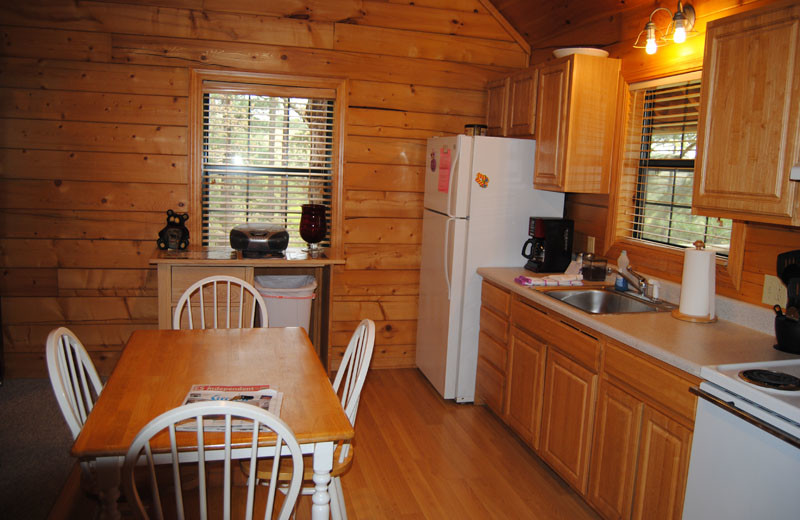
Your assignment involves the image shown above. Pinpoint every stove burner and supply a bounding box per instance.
[738,369,800,391]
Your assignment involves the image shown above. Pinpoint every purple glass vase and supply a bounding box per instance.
[299,204,327,254]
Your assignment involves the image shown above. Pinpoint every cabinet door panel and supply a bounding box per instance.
[508,68,537,137]
[694,3,800,224]
[540,347,597,493]
[588,381,643,519]
[534,61,569,190]
[486,77,509,136]
[631,407,692,520]
[505,327,546,448]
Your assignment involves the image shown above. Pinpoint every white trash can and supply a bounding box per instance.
[254,275,317,330]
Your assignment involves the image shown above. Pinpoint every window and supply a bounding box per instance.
[617,73,732,255]
[191,72,342,250]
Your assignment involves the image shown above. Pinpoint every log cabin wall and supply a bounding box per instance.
[0,0,529,377]
[520,0,800,305]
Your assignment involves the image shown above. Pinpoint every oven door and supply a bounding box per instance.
[682,383,800,519]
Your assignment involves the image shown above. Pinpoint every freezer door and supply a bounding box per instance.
[424,135,473,217]
[415,209,468,399]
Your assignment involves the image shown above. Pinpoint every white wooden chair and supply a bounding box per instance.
[122,401,304,520]
[46,327,104,487]
[173,275,269,329]
[251,319,375,519]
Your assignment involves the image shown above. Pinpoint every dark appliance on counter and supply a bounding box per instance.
[775,249,800,354]
[230,224,289,258]
[522,217,573,273]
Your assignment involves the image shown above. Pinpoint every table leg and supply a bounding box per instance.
[311,441,334,520]
[93,455,123,520]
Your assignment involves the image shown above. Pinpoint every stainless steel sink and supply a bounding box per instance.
[542,288,675,314]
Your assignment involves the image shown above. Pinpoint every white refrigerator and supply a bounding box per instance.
[415,135,565,402]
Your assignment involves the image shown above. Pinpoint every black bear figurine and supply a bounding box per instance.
[157,209,189,250]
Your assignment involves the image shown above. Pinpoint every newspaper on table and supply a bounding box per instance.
[178,384,283,431]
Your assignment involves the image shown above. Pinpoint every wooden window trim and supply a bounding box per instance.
[189,69,346,258]
[604,71,744,292]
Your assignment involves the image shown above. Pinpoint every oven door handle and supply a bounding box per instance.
[690,386,800,449]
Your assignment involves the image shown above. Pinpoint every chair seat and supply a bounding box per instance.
[246,442,354,483]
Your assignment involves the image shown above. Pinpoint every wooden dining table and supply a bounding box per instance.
[72,327,354,520]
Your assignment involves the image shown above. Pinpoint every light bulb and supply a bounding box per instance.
[646,37,658,54]
[673,20,687,43]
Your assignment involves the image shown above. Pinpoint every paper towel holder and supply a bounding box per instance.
[671,240,718,323]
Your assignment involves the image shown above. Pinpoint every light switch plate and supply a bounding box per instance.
[762,274,788,307]
[586,236,596,254]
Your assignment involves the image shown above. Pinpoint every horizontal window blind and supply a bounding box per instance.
[202,87,334,248]
[617,78,732,255]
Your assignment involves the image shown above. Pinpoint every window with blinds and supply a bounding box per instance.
[201,84,334,248]
[617,76,732,255]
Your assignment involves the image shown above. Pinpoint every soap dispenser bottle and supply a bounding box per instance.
[615,250,630,291]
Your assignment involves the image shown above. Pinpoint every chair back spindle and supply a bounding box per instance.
[173,275,268,330]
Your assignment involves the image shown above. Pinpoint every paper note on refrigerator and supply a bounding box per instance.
[438,148,451,192]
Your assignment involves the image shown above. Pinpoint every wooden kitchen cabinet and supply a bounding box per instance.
[505,326,546,449]
[486,68,538,137]
[475,282,696,518]
[507,67,538,136]
[693,2,800,226]
[589,340,698,520]
[534,54,620,193]
[475,281,511,415]
[486,77,510,136]
[540,347,598,494]
[631,407,692,520]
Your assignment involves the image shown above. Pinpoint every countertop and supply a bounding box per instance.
[478,267,795,377]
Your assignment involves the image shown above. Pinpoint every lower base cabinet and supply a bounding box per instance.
[540,347,597,494]
[505,327,546,449]
[588,382,643,519]
[475,285,697,519]
[631,407,692,520]
[589,381,693,520]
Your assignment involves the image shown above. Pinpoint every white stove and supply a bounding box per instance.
[683,357,800,520]
[700,357,800,437]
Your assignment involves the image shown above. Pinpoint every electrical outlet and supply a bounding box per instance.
[762,274,788,307]
[586,236,596,254]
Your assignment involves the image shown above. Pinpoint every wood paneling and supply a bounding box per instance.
[0,150,187,183]
[110,34,505,91]
[0,58,189,95]
[0,0,525,375]
[334,23,527,68]
[0,88,187,125]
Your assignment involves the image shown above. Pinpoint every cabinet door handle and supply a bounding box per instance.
[690,386,800,449]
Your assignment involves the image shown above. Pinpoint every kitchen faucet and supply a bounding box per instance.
[608,265,652,299]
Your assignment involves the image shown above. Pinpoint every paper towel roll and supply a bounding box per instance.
[678,245,716,319]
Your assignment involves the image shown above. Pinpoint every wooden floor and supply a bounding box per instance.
[52,368,599,519]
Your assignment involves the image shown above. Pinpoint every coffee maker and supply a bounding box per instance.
[522,217,574,273]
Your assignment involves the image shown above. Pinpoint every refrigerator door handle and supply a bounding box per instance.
[446,145,460,217]
[443,216,454,300]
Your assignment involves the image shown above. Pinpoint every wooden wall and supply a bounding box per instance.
[523,0,800,305]
[0,0,528,376]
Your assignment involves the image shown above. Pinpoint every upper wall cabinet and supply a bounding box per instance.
[486,68,539,138]
[693,2,800,226]
[533,54,621,194]
[487,77,510,137]
[507,68,539,137]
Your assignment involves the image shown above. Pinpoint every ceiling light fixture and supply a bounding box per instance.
[633,1,697,55]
